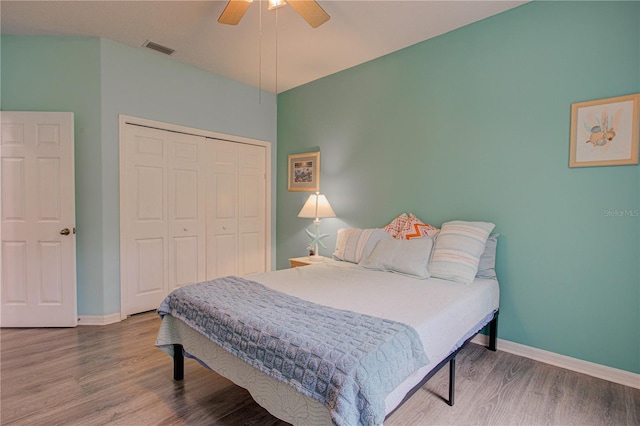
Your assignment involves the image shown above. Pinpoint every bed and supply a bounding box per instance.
[156,221,499,425]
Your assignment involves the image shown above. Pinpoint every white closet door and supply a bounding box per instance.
[1,111,77,327]
[121,119,268,316]
[167,132,206,291]
[206,140,267,278]
[238,143,266,275]
[121,125,206,315]
[122,125,169,315]
[207,140,238,279]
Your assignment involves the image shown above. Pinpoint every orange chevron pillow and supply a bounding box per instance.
[383,213,409,238]
[400,213,439,240]
[385,213,439,239]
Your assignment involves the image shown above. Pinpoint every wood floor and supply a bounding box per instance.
[1,312,638,425]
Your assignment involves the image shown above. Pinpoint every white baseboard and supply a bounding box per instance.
[77,313,121,326]
[472,335,640,390]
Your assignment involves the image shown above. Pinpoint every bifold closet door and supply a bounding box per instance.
[207,140,266,279]
[207,140,237,279]
[167,132,206,291]
[121,125,205,316]
[237,143,266,275]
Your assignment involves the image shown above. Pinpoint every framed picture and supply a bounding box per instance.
[569,93,639,168]
[288,151,320,192]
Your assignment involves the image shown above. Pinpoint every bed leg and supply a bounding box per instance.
[448,356,455,406]
[488,312,498,352]
[173,344,184,381]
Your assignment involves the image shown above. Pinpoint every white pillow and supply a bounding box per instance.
[360,237,434,279]
[333,228,392,264]
[476,234,499,279]
[430,220,495,284]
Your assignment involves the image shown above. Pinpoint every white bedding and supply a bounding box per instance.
[156,260,499,425]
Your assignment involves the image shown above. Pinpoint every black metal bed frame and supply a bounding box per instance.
[171,310,498,417]
[385,310,498,417]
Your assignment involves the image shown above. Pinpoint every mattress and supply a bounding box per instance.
[156,260,499,425]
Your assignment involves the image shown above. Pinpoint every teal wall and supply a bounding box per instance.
[277,1,640,374]
[0,36,104,317]
[1,35,277,316]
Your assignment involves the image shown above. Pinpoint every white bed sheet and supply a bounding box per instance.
[156,260,499,425]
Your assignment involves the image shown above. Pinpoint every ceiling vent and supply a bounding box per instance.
[142,40,175,56]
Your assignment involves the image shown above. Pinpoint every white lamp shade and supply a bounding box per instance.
[298,193,336,219]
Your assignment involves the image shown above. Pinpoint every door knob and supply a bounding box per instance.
[60,228,71,236]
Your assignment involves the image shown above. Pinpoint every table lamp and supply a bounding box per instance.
[297,192,336,260]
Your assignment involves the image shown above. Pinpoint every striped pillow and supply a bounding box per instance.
[430,221,495,284]
[333,228,392,264]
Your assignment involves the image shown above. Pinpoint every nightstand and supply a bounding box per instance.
[289,256,329,268]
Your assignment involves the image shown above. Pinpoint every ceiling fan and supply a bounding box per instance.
[218,0,330,28]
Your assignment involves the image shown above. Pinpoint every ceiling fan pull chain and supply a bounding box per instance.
[259,0,263,104]
[275,6,278,96]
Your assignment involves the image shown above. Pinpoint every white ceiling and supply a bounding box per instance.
[1,0,527,93]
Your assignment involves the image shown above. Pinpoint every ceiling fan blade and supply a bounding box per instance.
[218,0,253,25]
[286,0,330,28]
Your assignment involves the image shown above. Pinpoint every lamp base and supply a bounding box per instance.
[307,255,324,262]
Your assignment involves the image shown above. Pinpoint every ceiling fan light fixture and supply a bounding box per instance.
[218,0,329,28]
[268,0,286,10]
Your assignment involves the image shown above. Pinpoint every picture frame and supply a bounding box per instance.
[288,151,320,192]
[569,93,639,168]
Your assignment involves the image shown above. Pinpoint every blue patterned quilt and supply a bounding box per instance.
[158,276,428,426]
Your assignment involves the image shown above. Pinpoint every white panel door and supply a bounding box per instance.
[121,118,268,315]
[238,143,266,275]
[206,140,266,278]
[167,132,206,291]
[121,124,206,316]
[206,140,238,279]
[122,125,169,316]
[1,111,77,327]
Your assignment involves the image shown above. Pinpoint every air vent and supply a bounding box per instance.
[142,40,175,56]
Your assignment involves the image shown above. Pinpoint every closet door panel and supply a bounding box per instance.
[136,166,164,222]
[173,236,200,287]
[134,238,164,294]
[207,140,238,279]
[239,233,262,275]
[213,173,237,231]
[238,144,266,275]
[122,126,169,315]
[168,134,206,291]
[121,119,269,317]
[213,234,237,278]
